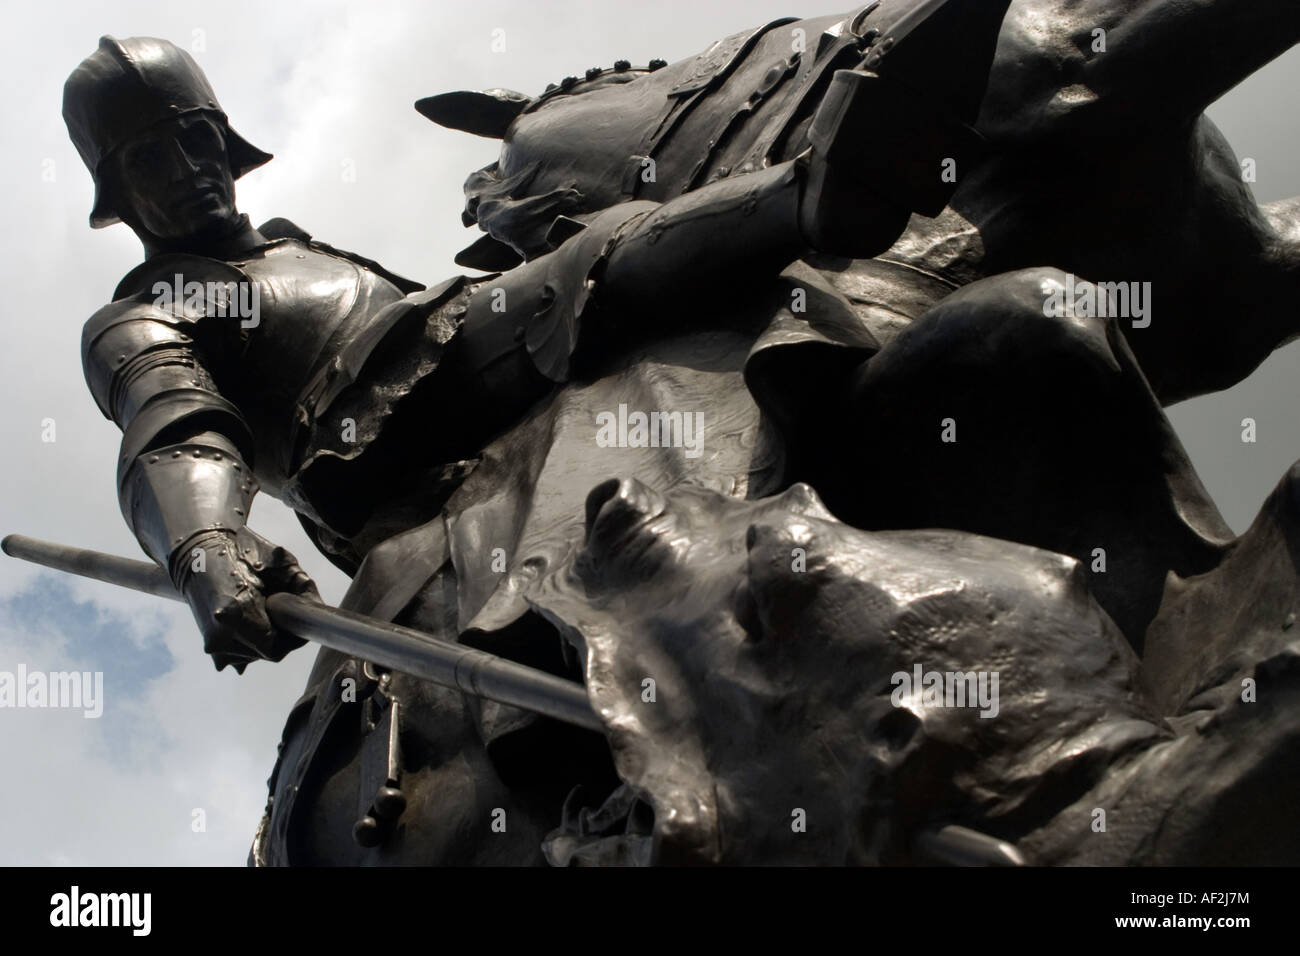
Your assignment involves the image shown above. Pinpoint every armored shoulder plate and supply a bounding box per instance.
[82,296,195,421]
[84,266,254,467]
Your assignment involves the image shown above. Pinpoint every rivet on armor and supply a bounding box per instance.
[148,456,159,464]
[560,76,578,91]
[352,815,382,848]
[649,58,667,71]
[586,67,601,80]
[172,452,182,459]
[614,59,631,72]
[373,786,406,820]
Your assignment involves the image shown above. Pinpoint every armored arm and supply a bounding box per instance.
[83,298,254,570]
[83,299,314,670]
[455,159,814,397]
[456,54,979,390]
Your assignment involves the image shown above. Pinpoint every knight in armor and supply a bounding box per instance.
[64,3,1018,863]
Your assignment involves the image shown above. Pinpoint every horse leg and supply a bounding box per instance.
[805,266,1236,650]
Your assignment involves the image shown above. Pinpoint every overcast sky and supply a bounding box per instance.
[1,0,1297,865]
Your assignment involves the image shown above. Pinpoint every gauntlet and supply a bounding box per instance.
[120,430,317,672]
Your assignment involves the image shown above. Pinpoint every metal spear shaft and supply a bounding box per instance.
[2,533,1030,865]
[1,533,601,733]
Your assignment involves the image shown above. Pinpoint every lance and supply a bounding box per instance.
[1,533,601,733]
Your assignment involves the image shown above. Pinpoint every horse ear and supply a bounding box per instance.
[454,233,524,271]
[415,89,531,139]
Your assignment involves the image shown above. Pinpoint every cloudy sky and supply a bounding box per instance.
[1,0,1297,865]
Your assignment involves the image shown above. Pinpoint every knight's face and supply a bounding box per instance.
[111,113,239,240]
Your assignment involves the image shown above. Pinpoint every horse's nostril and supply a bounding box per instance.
[584,478,624,538]
[584,478,666,543]
[878,706,921,750]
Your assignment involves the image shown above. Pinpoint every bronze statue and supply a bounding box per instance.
[426,0,1300,645]
[25,0,1300,864]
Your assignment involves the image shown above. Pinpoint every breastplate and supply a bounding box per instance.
[114,239,410,496]
[189,240,408,494]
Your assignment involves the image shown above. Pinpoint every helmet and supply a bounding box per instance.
[63,35,273,228]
